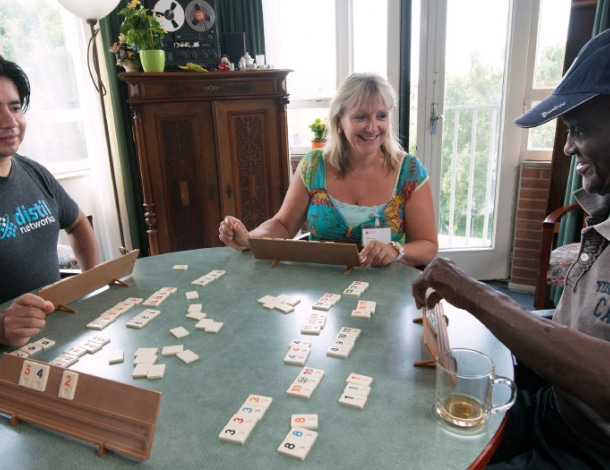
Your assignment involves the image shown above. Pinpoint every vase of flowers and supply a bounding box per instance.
[108,34,141,72]
[118,0,167,72]
[309,118,328,149]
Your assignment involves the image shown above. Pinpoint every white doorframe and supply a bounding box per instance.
[415,0,533,280]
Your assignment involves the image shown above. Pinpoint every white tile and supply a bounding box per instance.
[147,363,166,379]
[170,326,190,338]
[161,345,184,356]
[291,414,318,430]
[204,321,224,334]
[176,349,199,364]
[58,370,79,400]
[132,363,150,378]
[345,373,373,386]
[107,349,124,365]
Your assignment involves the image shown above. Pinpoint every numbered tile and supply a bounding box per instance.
[19,343,42,356]
[291,414,319,430]
[10,350,29,358]
[344,383,371,397]
[33,338,55,350]
[346,373,373,387]
[218,423,252,444]
[58,370,79,400]
[338,393,368,409]
[18,360,36,388]
[29,363,51,391]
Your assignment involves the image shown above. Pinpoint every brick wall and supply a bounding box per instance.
[508,161,552,293]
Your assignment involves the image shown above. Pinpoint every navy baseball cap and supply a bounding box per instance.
[514,28,610,128]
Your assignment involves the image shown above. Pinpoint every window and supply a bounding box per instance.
[525,0,571,153]
[0,0,92,176]
[263,0,391,156]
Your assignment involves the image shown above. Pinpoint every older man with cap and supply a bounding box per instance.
[412,29,610,468]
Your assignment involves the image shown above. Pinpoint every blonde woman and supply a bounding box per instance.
[219,73,438,268]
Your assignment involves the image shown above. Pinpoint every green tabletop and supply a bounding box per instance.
[0,247,513,469]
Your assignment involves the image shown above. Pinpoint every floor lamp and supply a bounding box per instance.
[57,0,127,252]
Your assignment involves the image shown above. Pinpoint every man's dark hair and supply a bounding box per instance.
[0,55,30,112]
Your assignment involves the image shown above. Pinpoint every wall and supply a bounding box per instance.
[509,161,552,293]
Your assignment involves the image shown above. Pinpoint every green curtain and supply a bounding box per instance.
[217,0,266,57]
[553,3,610,304]
[100,1,148,254]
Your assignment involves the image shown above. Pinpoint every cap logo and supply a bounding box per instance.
[541,101,566,118]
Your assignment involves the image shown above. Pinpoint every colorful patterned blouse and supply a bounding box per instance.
[297,149,429,245]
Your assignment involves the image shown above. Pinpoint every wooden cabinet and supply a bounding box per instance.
[119,70,291,255]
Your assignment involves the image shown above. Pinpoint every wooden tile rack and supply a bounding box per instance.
[0,353,162,460]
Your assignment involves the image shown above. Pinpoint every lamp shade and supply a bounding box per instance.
[57,0,121,21]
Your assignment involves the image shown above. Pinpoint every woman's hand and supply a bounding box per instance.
[359,240,400,267]
[219,216,251,251]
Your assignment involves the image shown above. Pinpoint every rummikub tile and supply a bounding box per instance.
[135,347,158,357]
[161,345,184,356]
[29,363,51,391]
[188,303,203,313]
[33,338,55,350]
[177,349,199,364]
[243,394,273,410]
[186,311,207,321]
[81,341,102,354]
[19,343,42,356]
[185,291,199,301]
[218,423,252,444]
[344,383,371,397]
[227,413,257,430]
[338,393,368,409]
[133,354,157,365]
[132,363,150,378]
[351,309,371,319]
[18,360,35,388]
[90,335,111,346]
[277,427,318,460]
[170,326,190,338]
[172,264,188,270]
[147,363,166,379]
[107,349,124,364]
[346,373,373,386]
[9,350,29,357]
[300,324,321,335]
[257,295,275,304]
[204,321,224,334]
[58,370,79,400]
[195,318,215,330]
[291,414,319,430]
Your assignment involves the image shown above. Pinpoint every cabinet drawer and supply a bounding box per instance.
[121,70,290,103]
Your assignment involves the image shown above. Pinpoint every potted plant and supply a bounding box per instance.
[118,0,167,72]
[108,33,141,72]
[309,118,328,149]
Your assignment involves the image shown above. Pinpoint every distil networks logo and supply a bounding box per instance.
[0,215,17,239]
[0,199,56,240]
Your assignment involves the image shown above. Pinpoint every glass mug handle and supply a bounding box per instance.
[490,376,517,414]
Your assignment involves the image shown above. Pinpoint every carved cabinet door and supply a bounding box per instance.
[213,98,286,230]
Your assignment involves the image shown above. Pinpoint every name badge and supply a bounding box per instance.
[362,227,391,246]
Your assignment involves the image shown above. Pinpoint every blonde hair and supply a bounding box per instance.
[324,73,404,176]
